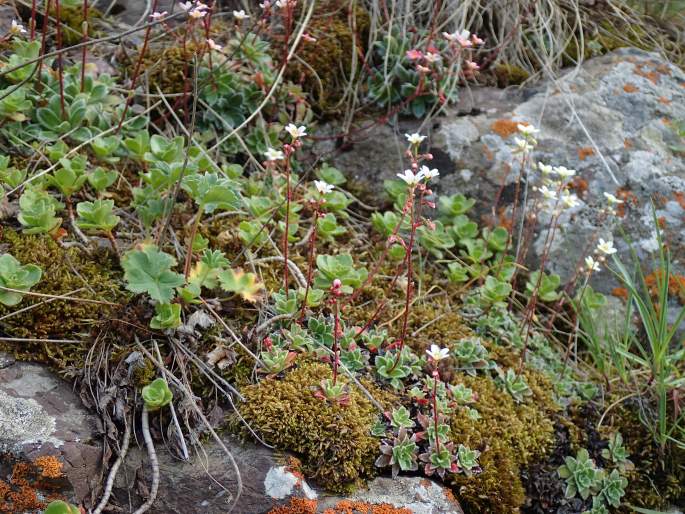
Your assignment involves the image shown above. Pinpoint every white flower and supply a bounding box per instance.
[207,39,222,51]
[285,123,307,140]
[195,1,209,10]
[596,238,617,256]
[456,30,473,48]
[538,162,553,175]
[561,191,580,209]
[233,9,249,20]
[10,20,26,35]
[397,169,421,186]
[425,52,441,64]
[264,147,284,161]
[426,344,450,362]
[405,133,426,145]
[538,185,557,201]
[554,166,576,179]
[585,256,601,272]
[179,1,193,11]
[603,192,624,205]
[314,180,334,195]
[260,1,271,7]
[419,165,439,181]
[513,137,534,154]
[189,8,206,18]
[275,0,294,7]
[150,11,168,19]
[442,31,458,42]
[517,123,539,137]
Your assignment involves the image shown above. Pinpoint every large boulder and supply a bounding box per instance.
[316,48,685,291]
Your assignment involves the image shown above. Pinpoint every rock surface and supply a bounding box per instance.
[0,358,101,504]
[317,48,685,292]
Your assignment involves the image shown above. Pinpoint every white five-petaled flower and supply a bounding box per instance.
[517,123,539,137]
[426,344,450,362]
[603,192,624,205]
[10,20,26,35]
[585,256,601,272]
[179,1,194,11]
[538,185,557,201]
[264,147,284,161]
[513,137,534,154]
[560,190,580,209]
[314,180,334,195]
[189,8,206,18]
[233,9,249,20]
[596,238,617,256]
[405,133,426,145]
[537,162,553,175]
[397,169,422,186]
[420,165,439,181]
[150,11,167,19]
[285,123,307,140]
[554,166,576,179]
[207,39,222,51]
[424,52,441,64]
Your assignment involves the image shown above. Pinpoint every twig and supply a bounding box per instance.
[0,286,119,305]
[91,415,132,514]
[132,408,159,514]
[253,256,307,289]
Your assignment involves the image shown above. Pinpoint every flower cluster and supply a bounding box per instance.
[180,0,210,19]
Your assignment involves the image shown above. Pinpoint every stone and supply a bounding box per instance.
[315,48,685,293]
[0,361,101,504]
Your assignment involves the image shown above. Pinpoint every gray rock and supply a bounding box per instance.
[318,476,463,514]
[0,361,101,504]
[316,48,685,292]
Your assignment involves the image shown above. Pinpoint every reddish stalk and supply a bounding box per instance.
[30,0,38,40]
[282,150,293,290]
[299,202,321,321]
[80,0,88,92]
[331,280,343,385]
[35,0,52,93]
[115,0,159,133]
[54,0,66,118]
[432,369,440,452]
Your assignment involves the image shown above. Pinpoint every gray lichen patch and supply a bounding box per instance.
[0,390,60,453]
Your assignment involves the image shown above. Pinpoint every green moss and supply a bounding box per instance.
[448,372,556,513]
[494,64,530,88]
[239,360,387,493]
[0,230,123,368]
[50,4,102,45]
[287,1,370,113]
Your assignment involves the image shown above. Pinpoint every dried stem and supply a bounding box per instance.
[92,415,131,514]
[132,408,160,514]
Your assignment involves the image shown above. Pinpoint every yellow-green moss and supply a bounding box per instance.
[287,1,370,113]
[50,4,102,45]
[239,360,387,493]
[0,230,123,368]
[494,64,530,88]
[448,372,557,513]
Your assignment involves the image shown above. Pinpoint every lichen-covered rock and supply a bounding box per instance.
[0,360,101,508]
[315,48,685,293]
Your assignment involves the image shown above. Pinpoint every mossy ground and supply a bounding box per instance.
[0,230,124,369]
[239,360,395,493]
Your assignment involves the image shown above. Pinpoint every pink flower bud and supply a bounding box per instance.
[332,278,342,289]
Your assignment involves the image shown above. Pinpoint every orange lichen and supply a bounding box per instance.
[624,138,633,149]
[490,119,522,138]
[616,187,638,217]
[674,192,685,210]
[577,147,595,160]
[658,96,672,105]
[623,83,639,93]
[633,63,660,84]
[657,216,667,229]
[323,500,412,514]
[569,176,589,197]
[268,498,318,514]
[644,270,685,305]
[612,287,629,301]
[35,455,64,479]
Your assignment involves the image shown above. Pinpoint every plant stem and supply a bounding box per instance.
[106,230,120,257]
[54,0,66,119]
[115,0,159,133]
[80,0,88,92]
[30,0,38,40]
[183,208,203,279]
[299,204,320,321]
[282,155,292,290]
[133,408,160,514]
[92,415,131,514]
[432,370,440,452]
[332,292,340,386]
[36,0,52,94]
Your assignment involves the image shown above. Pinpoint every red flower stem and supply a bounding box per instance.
[299,203,320,321]
[115,0,159,134]
[54,0,66,118]
[30,0,37,40]
[332,294,340,385]
[36,0,52,93]
[80,0,88,92]
[432,370,440,452]
[282,154,292,290]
